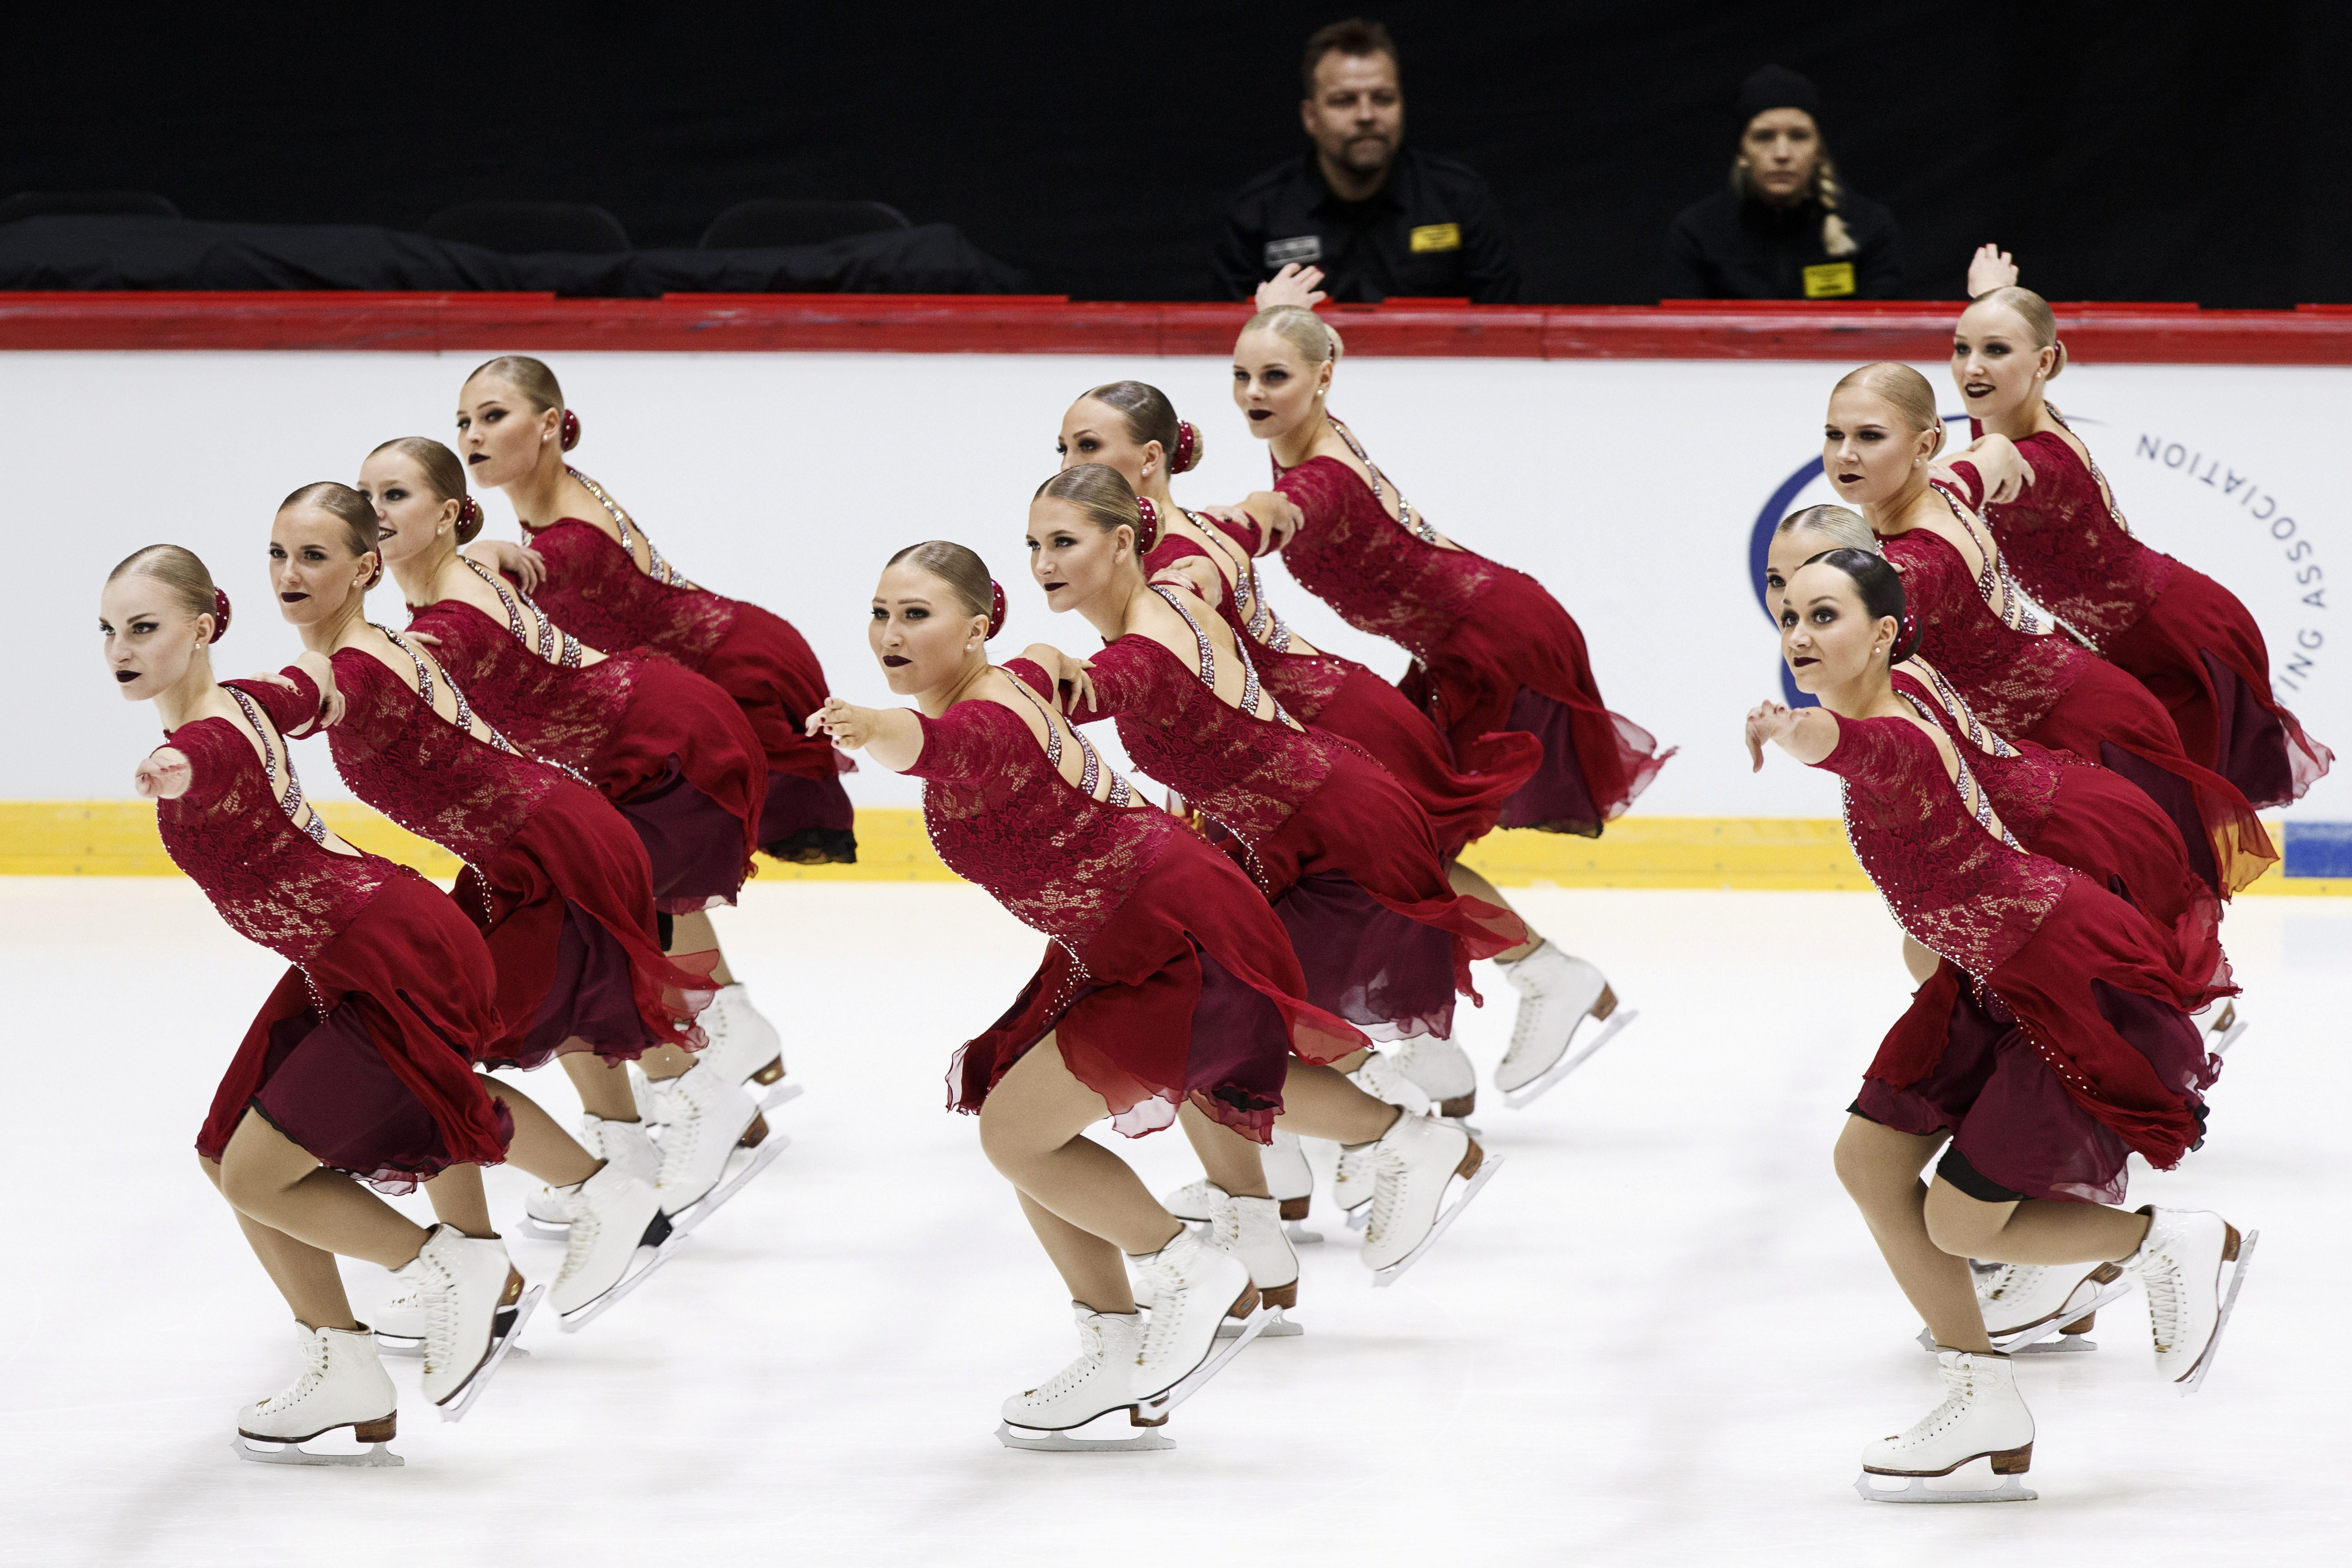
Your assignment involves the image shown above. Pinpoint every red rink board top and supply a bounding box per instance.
[0,293,2346,363]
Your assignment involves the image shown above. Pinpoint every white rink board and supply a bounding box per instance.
[5,349,2344,818]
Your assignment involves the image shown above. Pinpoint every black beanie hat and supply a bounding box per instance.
[1735,64,1823,131]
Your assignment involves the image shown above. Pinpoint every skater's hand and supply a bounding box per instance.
[1150,555,1225,611]
[1020,644,1097,716]
[807,696,878,751]
[1745,701,1797,772]
[1966,243,2018,297]
[1244,491,1304,553]
[807,695,922,771]
[135,746,193,800]
[1935,434,2035,508]
[1255,264,1327,312]
[466,537,546,593]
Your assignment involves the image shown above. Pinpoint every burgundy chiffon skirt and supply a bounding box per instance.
[2099,563,2332,811]
[458,788,714,1070]
[2027,761,2228,994]
[2024,658,2276,896]
[1866,880,2226,1183]
[590,658,766,912]
[696,601,861,864]
[949,836,1367,1143]
[1397,566,1671,839]
[197,871,514,1194]
[1265,650,1540,863]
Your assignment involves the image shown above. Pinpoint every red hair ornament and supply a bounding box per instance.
[987,580,1006,640]
[1171,420,1200,475]
[209,588,232,643]
[560,410,581,451]
[1134,496,1160,553]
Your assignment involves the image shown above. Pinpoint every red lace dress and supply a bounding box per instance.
[326,638,710,1071]
[1822,711,2224,1203]
[1147,515,1539,861]
[1270,437,1671,838]
[406,564,766,914]
[1949,424,2332,809]
[920,684,1366,1141]
[518,470,854,863]
[1892,665,2226,992]
[160,669,511,1193]
[1018,589,1526,1043]
[1883,491,2274,895]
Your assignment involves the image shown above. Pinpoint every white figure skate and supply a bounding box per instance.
[1164,1129,1321,1244]
[517,1114,657,1242]
[388,1225,541,1421]
[1495,943,1636,1110]
[1386,1035,1479,1120]
[234,1322,404,1468]
[995,1305,1170,1452]
[1132,1230,1264,1405]
[1205,1185,1303,1337]
[649,1062,787,1231]
[1855,1349,2036,1502]
[702,982,800,1110]
[551,1157,682,1330]
[1342,1052,1424,1232]
[1335,1142,1375,1231]
[1979,1260,2132,1353]
[2123,1206,2256,1393]
[1364,1112,1499,1284]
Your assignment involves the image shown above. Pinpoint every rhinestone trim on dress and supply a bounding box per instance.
[463,557,582,667]
[568,468,692,588]
[223,684,330,846]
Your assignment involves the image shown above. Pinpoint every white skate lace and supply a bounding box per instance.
[1365,1141,1411,1245]
[2141,1242,2183,1354]
[1980,1264,2034,1304]
[1501,946,1552,1068]
[554,1184,600,1289]
[417,1247,460,1374]
[1208,1192,1245,1255]
[654,1082,702,1189]
[1892,1358,1984,1449]
[1135,1250,1192,1368]
[1022,1318,1108,1405]
[256,1331,333,1415]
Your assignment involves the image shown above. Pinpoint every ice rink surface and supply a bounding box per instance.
[2,877,2343,1567]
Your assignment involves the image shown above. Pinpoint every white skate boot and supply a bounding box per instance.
[1131,1228,1266,1422]
[647,1062,785,1231]
[2121,1206,2257,1393]
[234,1322,403,1467]
[1387,1035,1479,1120]
[1363,1111,1499,1283]
[1856,1349,2036,1502]
[551,1158,679,1330]
[388,1225,540,1421]
[996,1305,1167,1451]
[1205,1185,1303,1337]
[1264,1128,1320,1242]
[702,982,799,1110]
[1343,1052,1426,1231]
[1494,942,1635,1109]
[1334,1142,1375,1231]
[517,1114,657,1241]
[1976,1260,2132,1353]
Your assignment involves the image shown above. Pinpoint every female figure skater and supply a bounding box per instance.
[1938,259,2330,806]
[811,541,1479,1442]
[1231,297,1664,1109]
[1821,363,2274,897]
[358,439,783,1232]
[267,484,759,1314]
[1055,383,1550,1123]
[106,546,525,1460]
[1752,546,2251,1502]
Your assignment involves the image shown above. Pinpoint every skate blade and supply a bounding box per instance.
[2179,1228,2258,1397]
[1372,1156,1503,1289]
[513,1215,572,1243]
[1991,1279,2137,1354]
[755,1080,805,1113]
[1502,1008,1638,1110]
[1217,1305,1303,1339]
[1137,1301,1275,1420]
[665,1131,790,1237]
[558,1233,694,1334]
[2208,1014,2248,1057]
[1345,1205,1370,1233]
[1855,1460,2035,1503]
[995,1418,1175,1453]
[375,1332,529,1363]
[233,1434,404,1468]
[438,1284,543,1424]
[1284,1222,1324,1246]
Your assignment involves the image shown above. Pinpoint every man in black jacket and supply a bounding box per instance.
[1660,65,1906,301]
[1213,19,1521,304]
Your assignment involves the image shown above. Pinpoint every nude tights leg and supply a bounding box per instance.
[1178,1102,1272,1198]
[978,1035,1183,1314]
[664,908,737,987]
[560,1049,652,1114]
[1922,1183,2151,1267]
[1832,1114,1993,1353]
[206,1111,433,1329]
[481,1076,600,1188]
[1274,1062,1402,1145]
[1447,862,1540,963]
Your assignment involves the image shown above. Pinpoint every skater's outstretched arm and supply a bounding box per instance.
[807,696,923,773]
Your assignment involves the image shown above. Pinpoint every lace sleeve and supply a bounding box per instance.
[221,667,323,738]
[1813,711,1934,792]
[1067,638,1157,724]
[162,719,247,813]
[1208,512,1266,556]
[907,701,1014,785]
[1943,460,1985,511]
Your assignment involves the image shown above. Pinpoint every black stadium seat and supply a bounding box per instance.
[0,191,181,223]
[423,200,631,255]
[699,199,912,249]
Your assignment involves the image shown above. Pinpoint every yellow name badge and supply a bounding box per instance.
[1409,222,1462,254]
[1803,261,1858,298]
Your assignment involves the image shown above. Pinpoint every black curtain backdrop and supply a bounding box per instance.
[5,2,2343,306]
